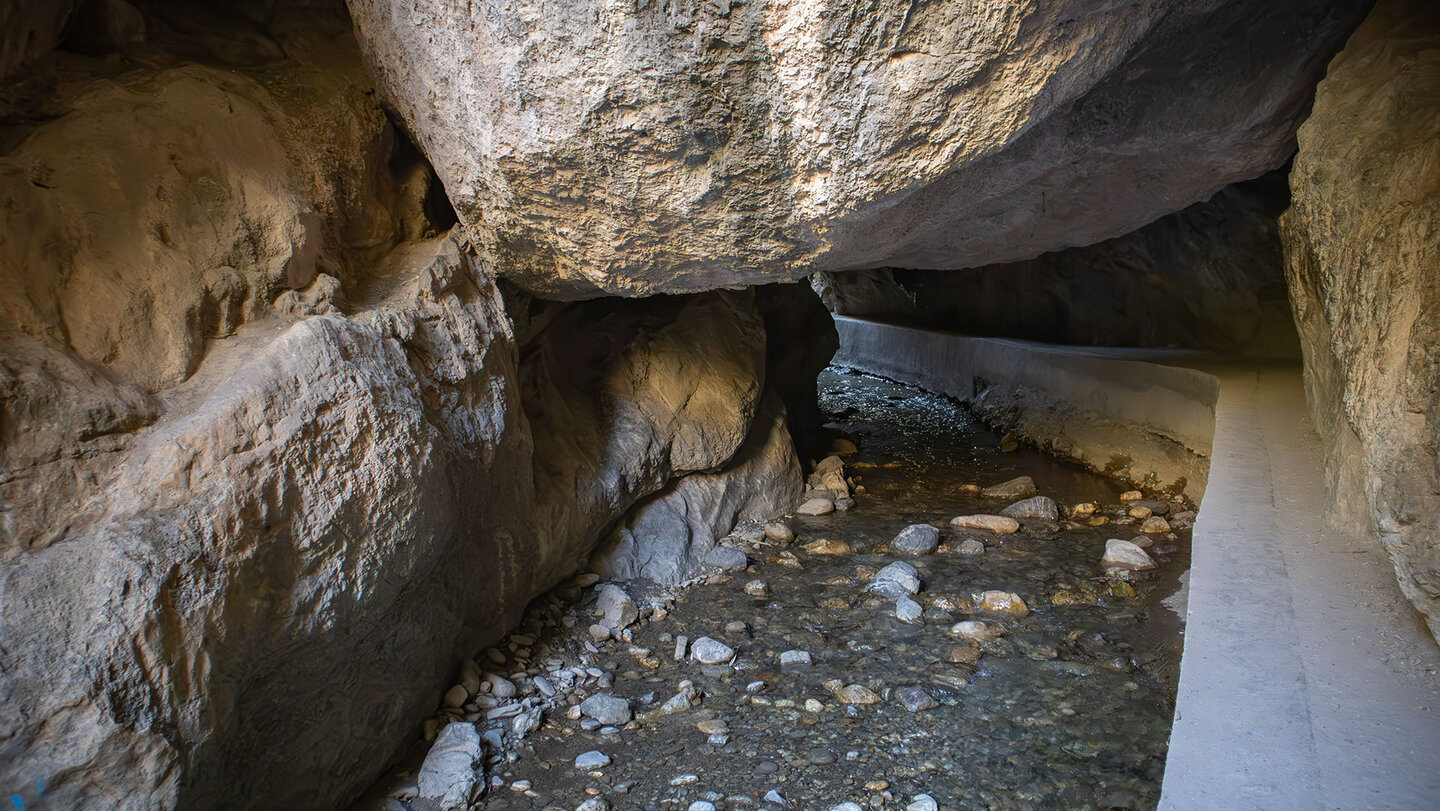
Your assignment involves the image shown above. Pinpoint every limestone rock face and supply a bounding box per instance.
[818,174,1300,356]
[1281,0,1440,639]
[2,234,534,809]
[592,393,803,584]
[347,0,1367,298]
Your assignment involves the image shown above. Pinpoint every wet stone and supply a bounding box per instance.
[1103,538,1158,571]
[956,538,986,555]
[1001,495,1060,521]
[575,750,611,770]
[797,496,836,516]
[896,686,939,712]
[449,369,1185,811]
[982,475,1039,499]
[950,514,1020,534]
[891,523,941,555]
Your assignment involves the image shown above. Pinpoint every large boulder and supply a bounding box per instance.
[347,0,1368,298]
[1281,0,1440,639]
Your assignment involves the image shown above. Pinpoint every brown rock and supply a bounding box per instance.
[950,515,1021,535]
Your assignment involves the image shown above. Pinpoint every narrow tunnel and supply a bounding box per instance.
[1,1,1437,810]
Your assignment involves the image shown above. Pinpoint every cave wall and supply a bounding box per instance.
[0,3,819,807]
[1281,0,1440,638]
[816,172,1300,357]
[344,0,1367,298]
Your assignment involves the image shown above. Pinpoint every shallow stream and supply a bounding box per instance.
[382,368,1190,811]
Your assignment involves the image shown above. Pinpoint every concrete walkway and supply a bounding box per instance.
[830,319,1440,809]
[1161,365,1440,810]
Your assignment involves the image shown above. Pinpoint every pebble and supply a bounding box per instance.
[868,561,921,600]
[1119,490,1144,502]
[956,537,986,555]
[831,804,865,811]
[690,636,736,665]
[797,496,836,515]
[688,803,717,811]
[534,676,555,696]
[950,620,1000,640]
[764,789,790,806]
[1070,502,1098,516]
[945,644,982,664]
[417,722,481,808]
[488,675,517,699]
[825,679,881,705]
[1001,495,1060,520]
[896,686,938,712]
[1102,538,1158,571]
[981,475,1038,499]
[1127,505,1153,519]
[974,590,1030,617]
[576,799,609,811]
[907,794,939,811]
[895,595,924,623]
[744,579,770,598]
[579,693,632,725]
[949,514,1020,535]
[764,522,795,542]
[588,623,611,643]
[891,523,941,555]
[804,538,854,555]
[575,750,611,770]
[1140,515,1171,533]
[442,684,468,708]
[780,649,812,666]
[805,698,824,713]
[674,635,689,661]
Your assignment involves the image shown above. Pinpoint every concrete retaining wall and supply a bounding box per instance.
[832,317,1220,500]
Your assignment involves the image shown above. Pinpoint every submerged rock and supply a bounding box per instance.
[950,515,1021,535]
[982,476,1039,500]
[891,524,942,555]
[1002,496,1060,521]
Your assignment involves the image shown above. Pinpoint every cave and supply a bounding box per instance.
[2,0,1438,809]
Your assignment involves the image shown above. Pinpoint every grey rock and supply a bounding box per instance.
[704,546,750,571]
[690,636,736,665]
[868,561,921,601]
[1102,539,1158,571]
[1001,496,1060,521]
[896,596,924,624]
[779,650,812,667]
[575,750,611,770]
[595,584,639,629]
[891,524,941,555]
[957,538,987,556]
[488,675,517,699]
[577,799,610,811]
[579,694,632,726]
[896,687,939,713]
[417,722,481,810]
[907,795,940,811]
[982,476,1038,500]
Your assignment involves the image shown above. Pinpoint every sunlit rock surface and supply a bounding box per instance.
[348,0,1367,298]
[1282,0,1440,640]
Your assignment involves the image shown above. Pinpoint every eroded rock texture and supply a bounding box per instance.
[818,173,1300,356]
[1282,0,1440,638]
[348,0,1367,298]
[0,3,812,807]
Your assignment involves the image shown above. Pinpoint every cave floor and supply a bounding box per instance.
[384,370,1192,811]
